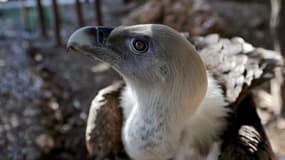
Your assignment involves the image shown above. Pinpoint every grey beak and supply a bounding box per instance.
[67,26,114,52]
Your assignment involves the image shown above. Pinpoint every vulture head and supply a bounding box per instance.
[67,24,207,109]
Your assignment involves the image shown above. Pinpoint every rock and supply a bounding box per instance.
[35,134,55,153]
[0,59,5,67]
[276,118,285,130]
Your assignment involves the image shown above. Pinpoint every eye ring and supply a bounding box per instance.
[130,38,148,54]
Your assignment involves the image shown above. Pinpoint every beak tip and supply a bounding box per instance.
[66,44,78,53]
[66,46,72,53]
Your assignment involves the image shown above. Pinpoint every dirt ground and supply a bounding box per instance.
[0,0,284,159]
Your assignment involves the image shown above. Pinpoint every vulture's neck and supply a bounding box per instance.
[126,79,202,125]
[121,72,229,159]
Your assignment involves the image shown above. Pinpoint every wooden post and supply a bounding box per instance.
[94,0,103,25]
[36,0,48,38]
[279,1,285,116]
[52,0,62,46]
[270,0,284,116]
[281,82,285,117]
[75,0,85,26]
[20,0,29,32]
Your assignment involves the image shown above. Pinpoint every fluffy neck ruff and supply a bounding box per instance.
[176,74,229,160]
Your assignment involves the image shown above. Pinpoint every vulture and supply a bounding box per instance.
[67,24,282,160]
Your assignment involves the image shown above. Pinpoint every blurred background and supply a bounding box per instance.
[0,0,284,159]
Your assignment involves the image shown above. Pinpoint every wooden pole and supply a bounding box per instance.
[52,0,62,46]
[75,0,85,26]
[279,1,285,116]
[94,0,103,25]
[281,82,285,117]
[20,0,29,32]
[270,0,284,116]
[36,0,48,38]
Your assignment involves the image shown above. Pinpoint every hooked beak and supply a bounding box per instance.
[67,26,114,54]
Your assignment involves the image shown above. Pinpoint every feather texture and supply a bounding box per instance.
[189,34,282,103]
[85,33,281,159]
[85,81,127,159]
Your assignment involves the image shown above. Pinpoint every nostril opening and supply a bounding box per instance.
[98,27,113,43]
[98,30,105,44]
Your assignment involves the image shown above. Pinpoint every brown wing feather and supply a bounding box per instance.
[85,81,128,159]
[189,34,282,103]
[219,94,275,160]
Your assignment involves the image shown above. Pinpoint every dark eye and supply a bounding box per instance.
[131,39,148,53]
